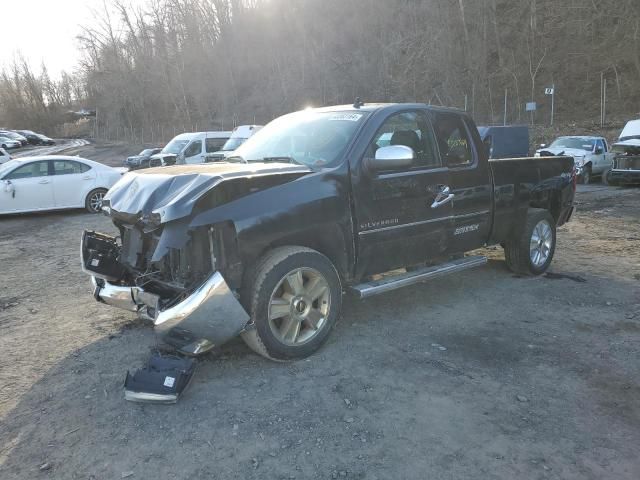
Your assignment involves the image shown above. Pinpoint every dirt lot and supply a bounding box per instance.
[1,142,639,479]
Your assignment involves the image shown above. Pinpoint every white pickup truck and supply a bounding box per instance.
[535,135,614,184]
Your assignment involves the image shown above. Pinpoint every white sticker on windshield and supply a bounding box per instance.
[328,113,363,122]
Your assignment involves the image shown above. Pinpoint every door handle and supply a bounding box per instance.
[430,185,454,208]
[82,176,92,180]
[38,179,50,184]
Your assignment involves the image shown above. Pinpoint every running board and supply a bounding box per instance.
[350,255,487,299]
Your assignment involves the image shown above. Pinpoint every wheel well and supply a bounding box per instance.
[236,226,351,291]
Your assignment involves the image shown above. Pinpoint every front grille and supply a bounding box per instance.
[614,156,640,170]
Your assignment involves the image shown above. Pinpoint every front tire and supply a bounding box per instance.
[241,246,342,361]
[85,188,107,213]
[580,165,592,184]
[504,209,556,275]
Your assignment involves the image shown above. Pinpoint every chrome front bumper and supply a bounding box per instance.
[90,273,250,355]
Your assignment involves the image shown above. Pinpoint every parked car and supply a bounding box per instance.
[34,133,55,145]
[0,147,11,164]
[205,125,263,161]
[81,103,575,360]
[149,131,231,166]
[605,119,640,185]
[535,135,613,184]
[124,147,163,170]
[0,155,127,215]
[0,136,21,149]
[14,130,43,145]
[0,130,28,146]
[477,125,529,159]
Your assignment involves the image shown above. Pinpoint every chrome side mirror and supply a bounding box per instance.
[369,145,415,171]
[539,143,547,148]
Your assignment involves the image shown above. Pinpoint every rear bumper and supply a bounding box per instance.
[83,231,250,355]
[608,169,640,185]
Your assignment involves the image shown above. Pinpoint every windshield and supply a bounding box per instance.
[221,137,247,151]
[161,138,189,154]
[139,149,154,156]
[232,110,368,168]
[549,137,595,151]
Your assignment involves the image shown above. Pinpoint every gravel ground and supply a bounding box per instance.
[1,143,639,480]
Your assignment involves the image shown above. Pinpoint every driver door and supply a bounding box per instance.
[352,110,452,277]
[1,160,54,213]
[183,140,204,164]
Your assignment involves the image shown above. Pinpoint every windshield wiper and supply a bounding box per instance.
[260,156,300,165]
[225,155,247,163]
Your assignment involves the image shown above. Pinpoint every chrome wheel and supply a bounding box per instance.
[88,191,105,212]
[268,267,331,346]
[529,219,553,267]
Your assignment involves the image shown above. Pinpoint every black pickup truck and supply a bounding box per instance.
[81,103,575,360]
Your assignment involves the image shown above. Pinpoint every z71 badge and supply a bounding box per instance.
[454,224,479,235]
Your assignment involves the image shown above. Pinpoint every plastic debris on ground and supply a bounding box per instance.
[124,353,196,404]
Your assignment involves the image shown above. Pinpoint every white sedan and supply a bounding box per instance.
[0,155,126,214]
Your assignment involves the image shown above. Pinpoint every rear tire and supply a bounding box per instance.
[241,246,342,361]
[602,168,611,186]
[85,188,107,213]
[504,209,556,275]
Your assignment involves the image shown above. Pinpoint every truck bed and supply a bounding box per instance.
[489,155,575,243]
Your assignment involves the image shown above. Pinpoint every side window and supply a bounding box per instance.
[206,137,227,153]
[368,111,439,169]
[596,139,605,152]
[433,112,474,166]
[4,161,50,180]
[53,160,90,175]
[184,140,202,157]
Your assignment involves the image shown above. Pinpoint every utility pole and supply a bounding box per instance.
[603,78,607,126]
[550,83,555,127]
[503,89,508,126]
[600,71,604,127]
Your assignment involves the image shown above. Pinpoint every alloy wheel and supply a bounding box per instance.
[268,267,331,346]
[529,219,553,267]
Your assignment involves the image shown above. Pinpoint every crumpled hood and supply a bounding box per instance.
[104,162,311,223]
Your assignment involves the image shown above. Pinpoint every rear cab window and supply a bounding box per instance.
[432,112,475,167]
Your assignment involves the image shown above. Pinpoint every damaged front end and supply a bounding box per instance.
[609,140,640,185]
[81,227,249,355]
[80,162,312,354]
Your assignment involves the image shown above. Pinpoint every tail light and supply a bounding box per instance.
[571,165,577,192]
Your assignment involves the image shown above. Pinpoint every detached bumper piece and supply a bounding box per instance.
[124,354,196,404]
